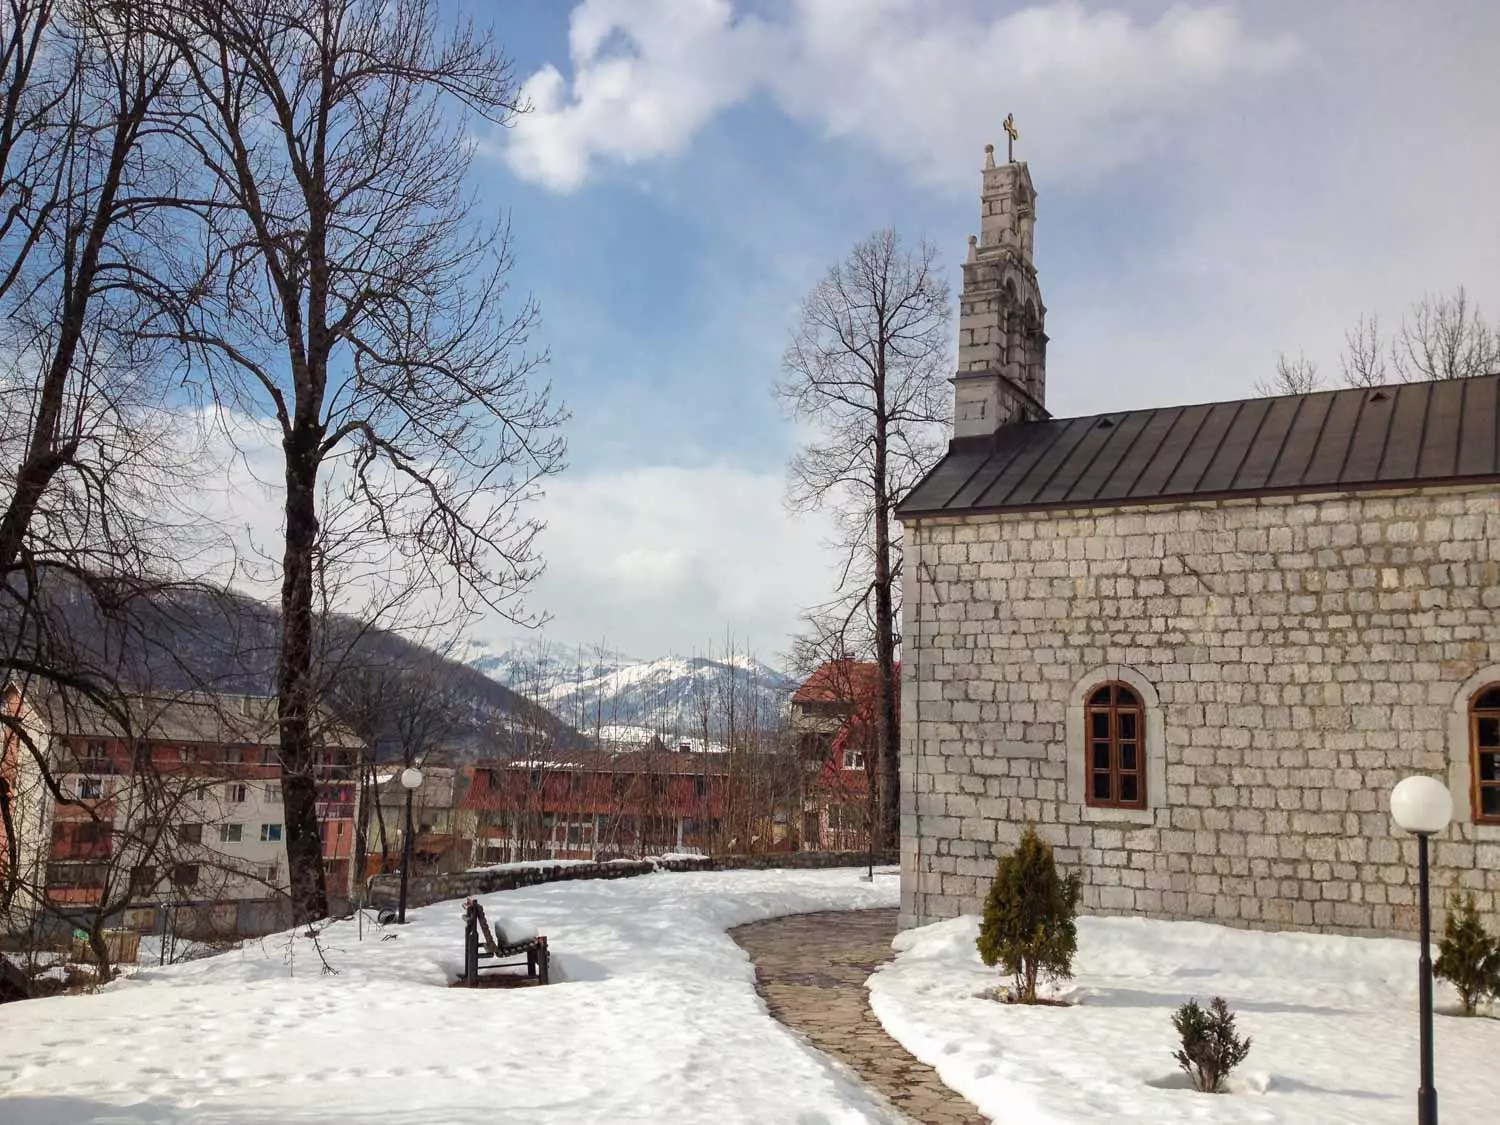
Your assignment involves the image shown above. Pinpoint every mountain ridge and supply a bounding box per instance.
[465,637,797,744]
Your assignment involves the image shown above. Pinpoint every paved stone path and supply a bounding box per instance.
[731,908,989,1125]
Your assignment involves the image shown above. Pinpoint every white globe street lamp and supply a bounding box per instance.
[1390,774,1452,1125]
[397,766,425,924]
[1391,775,1453,836]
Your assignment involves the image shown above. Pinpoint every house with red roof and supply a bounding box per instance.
[790,660,893,852]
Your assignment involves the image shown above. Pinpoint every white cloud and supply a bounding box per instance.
[503,0,1298,192]
[479,462,840,659]
[190,416,841,660]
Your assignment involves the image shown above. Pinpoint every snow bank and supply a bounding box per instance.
[869,913,1500,1125]
[1,868,901,1125]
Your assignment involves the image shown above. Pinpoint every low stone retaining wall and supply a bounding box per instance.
[367,850,898,911]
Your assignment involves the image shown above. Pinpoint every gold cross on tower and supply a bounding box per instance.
[1003,113,1019,163]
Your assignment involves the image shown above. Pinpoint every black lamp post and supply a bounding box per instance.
[396,766,424,924]
[1390,774,1453,1125]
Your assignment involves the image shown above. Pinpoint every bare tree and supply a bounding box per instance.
[0,1,206,581]
[1253,351,1321,397]
[1389,286,1500,383]
[1341,313,1388,388]
[148,0,565,922]
[776,229,950,849]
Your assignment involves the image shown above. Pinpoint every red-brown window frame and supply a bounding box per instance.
[1084,682,1146,810]
[1469,685,1500,825]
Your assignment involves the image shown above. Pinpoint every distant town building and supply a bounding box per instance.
[790,660,879,852]
[457,746,730,863]
[0,688,361,939]
[363,765,462,879]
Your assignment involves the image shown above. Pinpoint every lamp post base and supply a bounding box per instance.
[1418,1086,1437,1125]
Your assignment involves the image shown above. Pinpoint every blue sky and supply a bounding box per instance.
[375,0,1500,663]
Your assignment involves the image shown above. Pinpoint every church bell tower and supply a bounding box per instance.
[952,135,1048,438]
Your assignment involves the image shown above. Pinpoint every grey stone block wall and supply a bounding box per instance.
[898,485,1500,938]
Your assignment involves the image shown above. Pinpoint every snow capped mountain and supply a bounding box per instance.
[465,636,797,743]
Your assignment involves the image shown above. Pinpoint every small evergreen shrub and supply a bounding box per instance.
[1434,893,1500,1016]
[1172,996,1251,1093]
[976,822,1081,1003]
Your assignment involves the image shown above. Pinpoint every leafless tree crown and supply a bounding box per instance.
[1269,287,1500,396]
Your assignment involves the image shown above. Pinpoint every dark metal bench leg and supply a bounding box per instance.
[539,939,549,986]
[527,949,536,979]
[464,908,478,987]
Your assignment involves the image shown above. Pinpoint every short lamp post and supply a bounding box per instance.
[396,766,424,924]
[1390,774,1452,1125]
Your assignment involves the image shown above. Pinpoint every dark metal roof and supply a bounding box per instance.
[897,374,1500,518]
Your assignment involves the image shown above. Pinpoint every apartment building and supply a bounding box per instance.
[1,688,361,939]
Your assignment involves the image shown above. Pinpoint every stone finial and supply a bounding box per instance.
[966,234,978,263]
[984,143,996,170]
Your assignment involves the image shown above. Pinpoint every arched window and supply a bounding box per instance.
[1085,682,1145,809]
[1470,685,1500,824]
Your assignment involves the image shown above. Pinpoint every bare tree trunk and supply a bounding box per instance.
[86,926,113,985]
[871,367,899,852]
[279,464,328,920]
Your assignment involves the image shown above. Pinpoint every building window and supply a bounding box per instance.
[172,863,199,888]
[47,862,108,888]
[77,777,103,799]
[1470,685,1500,824]
[219,823,243,843]
[176,823,203,845]
[260,823,283,842]
[266,783,282,802]
[130,864,157,893]
[226,783,247,803]
[843,750,866,772]
[1084,682,1146,810]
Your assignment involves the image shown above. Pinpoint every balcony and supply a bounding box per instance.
[316,801,355,821]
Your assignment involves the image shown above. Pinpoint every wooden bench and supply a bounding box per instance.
[461,898,549,987]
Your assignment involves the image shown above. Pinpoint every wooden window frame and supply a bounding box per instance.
[1084,682,1146,811]
[1469,685,1500,825]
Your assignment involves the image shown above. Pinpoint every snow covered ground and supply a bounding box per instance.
[0,868,900,1125]
[869,913,1500,1125]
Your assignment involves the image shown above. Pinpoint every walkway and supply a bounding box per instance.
[731,908,989,1125]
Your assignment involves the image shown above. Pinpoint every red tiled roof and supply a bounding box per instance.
[792,660,884,704]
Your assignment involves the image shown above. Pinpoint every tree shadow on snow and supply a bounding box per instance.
[1,1094,562,1125]
[1143,1073,1392,1100]
[1080,986,1354,1017]
[0,1095,217,1125]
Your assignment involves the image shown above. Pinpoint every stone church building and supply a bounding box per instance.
[895,144,1500,937]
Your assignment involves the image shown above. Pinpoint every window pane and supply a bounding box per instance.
[1480,717,1500,749]
[1089,685,1112,706]
[1090,711,1109,739]
[1091,772,1111,800]
[1480,751,1500,783]
[1476,686,1500,710]
[1120,742,1138,771]
[1120,775,1139,804]
[1482,785,1500,818]
[1115,685,1140,707]
[1119,712,1138,740]
[1091,742,1111,770]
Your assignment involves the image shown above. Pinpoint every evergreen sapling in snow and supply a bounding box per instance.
[1433,892,1500,1016]
[1172,996,1251,1093]
[976,823,1081,1004]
